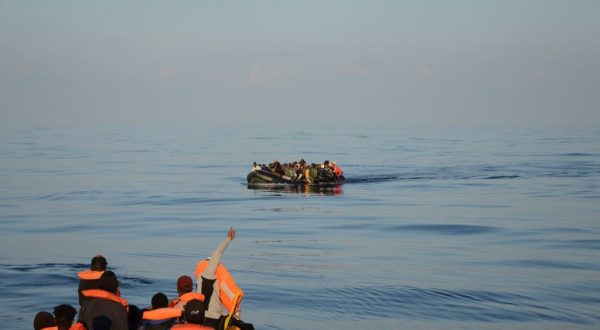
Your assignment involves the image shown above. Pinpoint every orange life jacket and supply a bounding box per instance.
[81,289,129,312]
[194,260,243,316]
[333,165,343,177]
[170,291,207,307]
[41,327,58,330]
[170,323,213,330]
[195,260,244,329]
[70,322,87,330]
[142,307,182,321]
[77,270,104,280]
[142,307,181,321]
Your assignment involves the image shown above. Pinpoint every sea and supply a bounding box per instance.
[1,127,599,330]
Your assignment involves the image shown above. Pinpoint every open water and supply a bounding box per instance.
[1,127,599,330]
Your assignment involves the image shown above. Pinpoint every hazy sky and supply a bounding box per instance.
[1,1,599,128]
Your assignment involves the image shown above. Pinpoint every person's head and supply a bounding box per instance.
[98,270,118,294]
[53,304,77,330]
[252,162,257,166]
[90,255,107,271]
[324,160,329,166]
[177,275,193,296]
[34,311,56,330]
[183,299,205,325]
[151,292,168,309]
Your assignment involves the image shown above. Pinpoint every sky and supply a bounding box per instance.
[1,0,599,128]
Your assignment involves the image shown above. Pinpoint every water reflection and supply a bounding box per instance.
[247,184,343,195]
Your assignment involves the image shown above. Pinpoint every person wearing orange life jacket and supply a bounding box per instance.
[169,275,192,307]
[169,275,206,310]
[170,299,212,330]
[78,255,108,305]
[140,292,181,330]
[331,161,343,178]
[194,227,236,329]
[78,271,128,330]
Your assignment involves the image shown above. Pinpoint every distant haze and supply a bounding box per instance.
[1,1,599,128]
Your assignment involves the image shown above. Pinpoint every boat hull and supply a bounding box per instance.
[247,170,344,186]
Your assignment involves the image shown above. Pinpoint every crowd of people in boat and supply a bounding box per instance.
[33,227,253,330]
[251,159,344,183]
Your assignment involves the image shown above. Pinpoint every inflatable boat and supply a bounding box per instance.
[247,169,344,186]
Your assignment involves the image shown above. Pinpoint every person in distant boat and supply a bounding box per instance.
[78,271,128,330]
[53,304,78,330]
[330,161,343,179]
[272,161,284,177]
[195,227,236,329]
[304,164,312,183]
[294,162,304,181]
[34,311,56,330]
[251,162,261,171]
[284,163,296,180]
[309,163,319,183]
[318,160,335,182]
[78,255,108,305]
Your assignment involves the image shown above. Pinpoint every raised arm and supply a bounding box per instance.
[202,226,236,280]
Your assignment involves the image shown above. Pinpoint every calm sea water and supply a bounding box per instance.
[1,127,599,330]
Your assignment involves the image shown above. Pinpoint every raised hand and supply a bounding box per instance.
[228,226,236,241]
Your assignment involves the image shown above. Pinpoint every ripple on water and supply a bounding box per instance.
[390,224,501,235]
[246,284,598,325]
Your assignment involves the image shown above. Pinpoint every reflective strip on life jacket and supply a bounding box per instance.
[82,289,129,312]
[77,270,104,280]
[142,307,182,321]
[194,260,243,315]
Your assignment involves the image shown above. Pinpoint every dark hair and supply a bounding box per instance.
[183,299,205,324]
[34,311,56,330]
[98,270,118,294]
[91,255,107,271]
[53,304,77,327]
[151,292,169,309]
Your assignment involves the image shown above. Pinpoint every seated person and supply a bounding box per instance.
[34,311,56,330]
[53,304,78,330]
[170,299,211,329]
